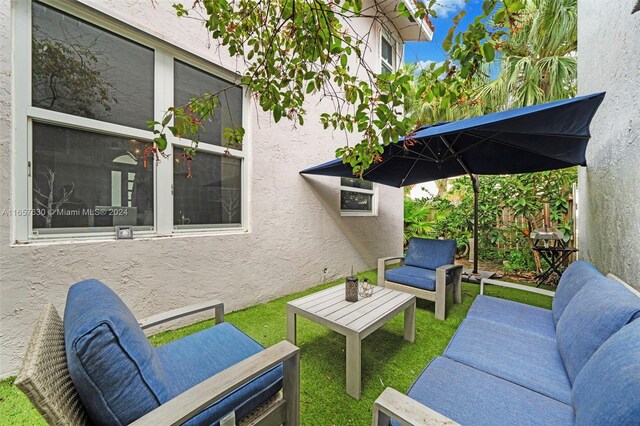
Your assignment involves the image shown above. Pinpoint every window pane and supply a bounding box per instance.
[32,123,154,231]
[341,177,373,190]
[341,191,373,211]
[173,149,242,227]
[32,2,154,129]
[174,60,243,148]
[381,35,394,65]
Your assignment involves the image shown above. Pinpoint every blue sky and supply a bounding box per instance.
[404,0,484,68]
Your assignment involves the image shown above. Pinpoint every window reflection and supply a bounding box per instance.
[31,2,154,129]
[341,191,373,211]
[32,123,154,231]
[174,60,243,148]
[173,149,242,227]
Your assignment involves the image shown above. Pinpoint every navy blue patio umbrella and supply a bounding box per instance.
[301,92,605,273]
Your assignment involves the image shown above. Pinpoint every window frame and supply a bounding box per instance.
[340,179,378,217]
[13,0,250,243]
[380,26,398,74]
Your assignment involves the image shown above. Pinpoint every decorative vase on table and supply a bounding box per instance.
[345,276,359,302]
[359,278,373,298]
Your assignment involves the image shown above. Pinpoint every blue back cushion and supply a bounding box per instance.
[404,238,456,271]
[551,261,603,327]
[572,320,640,425]
[64,279,168,425]
[556,277,640,383]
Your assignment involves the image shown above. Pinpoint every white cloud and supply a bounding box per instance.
[432,0,466,18]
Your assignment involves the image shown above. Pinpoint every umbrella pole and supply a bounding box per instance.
[438,136,481,274]
[472,175,479,274]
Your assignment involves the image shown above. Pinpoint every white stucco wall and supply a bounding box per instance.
[0,0,407,377]
[577,0,640,289]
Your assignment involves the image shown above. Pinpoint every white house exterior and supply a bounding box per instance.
[577,0,640,290]
[0,1,432,377]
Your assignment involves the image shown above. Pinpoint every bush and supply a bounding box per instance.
[404,168,576,273]
[503,250,536,274]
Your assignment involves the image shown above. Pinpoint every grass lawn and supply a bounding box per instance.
[0,270,552,426]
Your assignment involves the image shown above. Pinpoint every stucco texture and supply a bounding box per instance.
[0,0,405,377]
[577,0,640,289]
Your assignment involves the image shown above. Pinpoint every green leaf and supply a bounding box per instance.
[481,43,495,61]
[273,106,282,123]
[452,10,466,25]
[442,26,455,51]
[161,114,172,127]
[506,1,525,13]
[154,134,168,151]
[482,0,496,15]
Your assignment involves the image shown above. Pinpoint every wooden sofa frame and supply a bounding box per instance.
[378,256,463,320]
[16,299,300,426]
[372,277,555,425]
[372,274,640,425]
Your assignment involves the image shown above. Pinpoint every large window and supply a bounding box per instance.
[380,28,397,74]
[15,1,247,241]
[173,149,242,229]
[340,178,377,216]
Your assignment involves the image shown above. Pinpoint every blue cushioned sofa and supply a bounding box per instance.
[372,261,640,426]
[15,279,300,426]
[378,238,463,321]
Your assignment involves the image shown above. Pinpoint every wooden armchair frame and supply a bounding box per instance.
[378,256,463,320]
[16,299,300,426]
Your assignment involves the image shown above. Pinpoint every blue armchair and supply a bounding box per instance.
[15,279,300,426]
[378,237,463,320]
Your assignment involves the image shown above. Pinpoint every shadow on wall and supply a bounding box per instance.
[301,175,386,271]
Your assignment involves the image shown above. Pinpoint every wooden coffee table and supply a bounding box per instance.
[286,284,416,399]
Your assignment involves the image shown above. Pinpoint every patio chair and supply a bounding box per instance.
[15,279,300,426]
[378,238,463,320]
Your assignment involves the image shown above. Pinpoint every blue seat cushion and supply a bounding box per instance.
[556,277,640,383]
[390,357,574,426]
[385,265,452,292]
[572,320,640,425]
[156,322,283,426]
[552,261,603,327]
[64,279,168,425]
[443,318,572,404]
[467,295,556,340]
[404,238,456,271]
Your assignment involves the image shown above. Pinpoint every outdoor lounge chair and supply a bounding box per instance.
[378,237,463,320]
[15,279,300,426]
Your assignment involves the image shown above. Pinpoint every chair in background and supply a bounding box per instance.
[378,237,463,320]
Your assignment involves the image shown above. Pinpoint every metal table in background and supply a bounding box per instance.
[533,246,578,286]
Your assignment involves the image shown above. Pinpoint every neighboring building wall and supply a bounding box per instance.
[0,0,406,377]
[577,0,640,289]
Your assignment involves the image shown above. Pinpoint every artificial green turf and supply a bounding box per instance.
[0,271,552,426]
